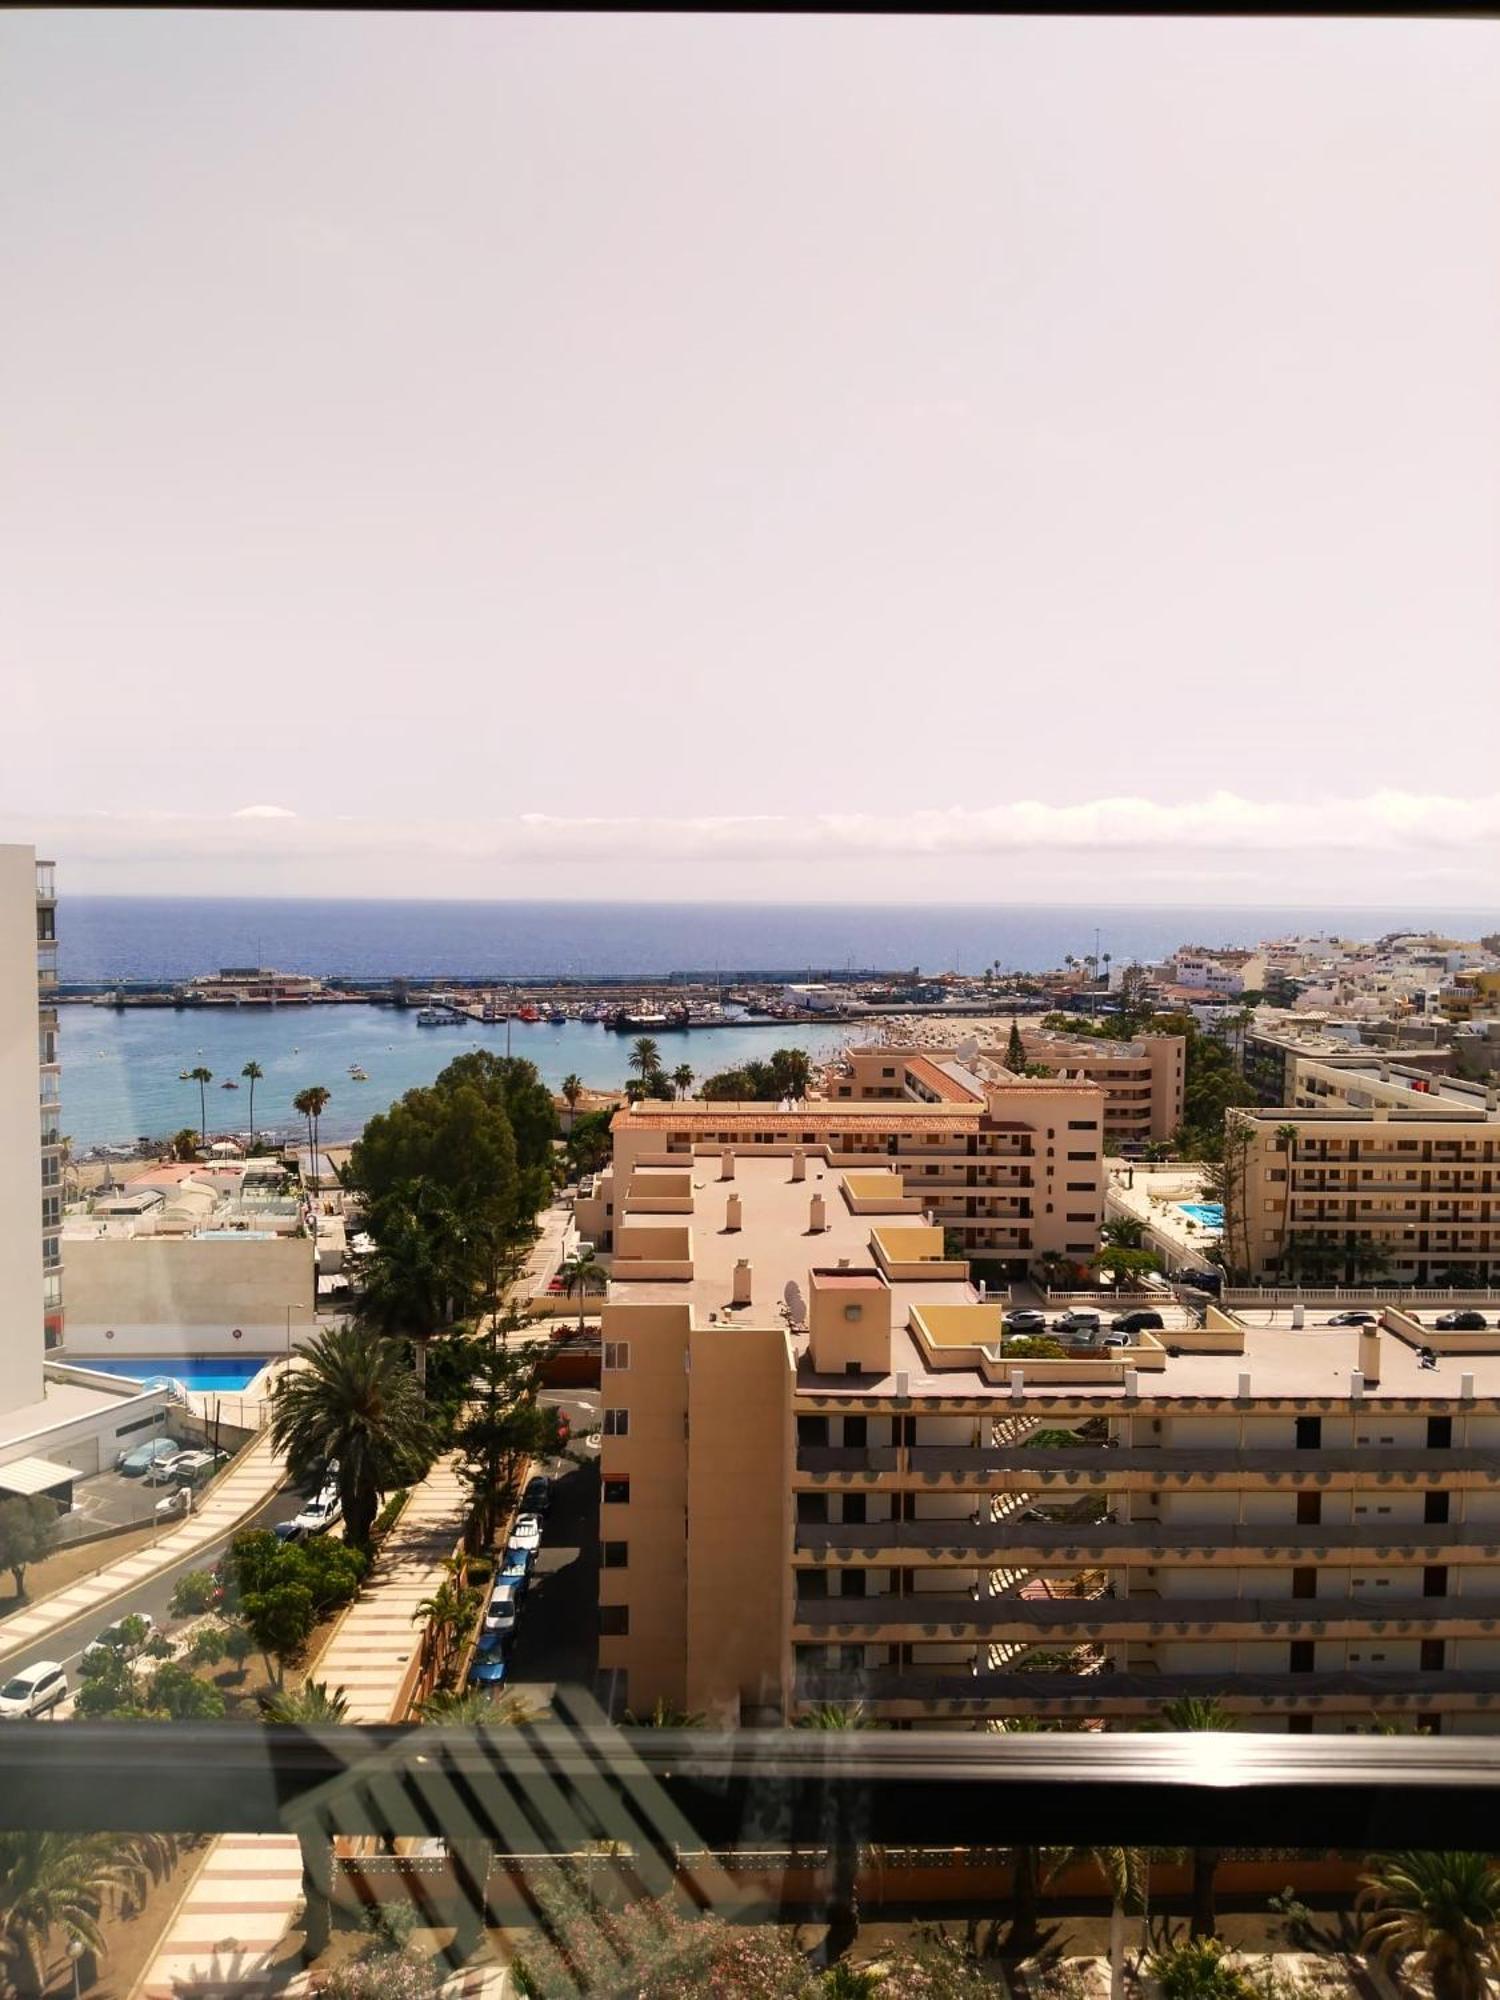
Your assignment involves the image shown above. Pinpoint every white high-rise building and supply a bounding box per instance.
[0,844,48,1413]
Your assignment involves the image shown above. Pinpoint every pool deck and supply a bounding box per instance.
[1106,1161,1223,1264]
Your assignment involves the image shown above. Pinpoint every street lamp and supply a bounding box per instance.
[68,1936,84,2000]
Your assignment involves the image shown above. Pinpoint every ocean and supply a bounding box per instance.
[56,896,1500,984]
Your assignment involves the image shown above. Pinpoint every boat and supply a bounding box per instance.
[348,1065,369,1081]
[177,1069,191,1080]
[517,1004,541,1024]
[221,1080,239,1090]
[547,1006,566,1024]
[579,1004,601,1024]
[416,1007,465,1026]
[610,1009,671,1033]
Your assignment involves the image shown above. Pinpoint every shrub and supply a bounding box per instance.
[372,1490,408,1541]
[317,1946,441,2000]
[853,1928,999,1998]
[1149,1938,1256,2000]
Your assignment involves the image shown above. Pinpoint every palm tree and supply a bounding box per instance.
[629,1036,661,1084]
[269,1324,432,1549]
[262,1679,350,1723]
[560,1073,583,1129]
[796,1701,870,1954]
[671,1064,694,1100]
[418,1686,537,1725]
[560,1247,601,1333]
[242,1060,264,1142]
[0,1832,143,1996]
[1359,1852,1500,2000]
[292,1084,331,1182]
[189,1065,213,1147]
[1153,1695,1235,1936]
[1274,1122,1299,1264]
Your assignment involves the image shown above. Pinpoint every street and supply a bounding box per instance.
[503,1389,600,1708]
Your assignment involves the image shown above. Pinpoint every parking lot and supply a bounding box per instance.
[500,1389,600,1709]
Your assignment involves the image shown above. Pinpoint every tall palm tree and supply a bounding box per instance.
[242,1060,264,1142]
[262,1679,350,1723]
[189,1065,213,1148]
[293,1084,331,1181]
[1274,1122,1299,1266]
[560,1073,583,1128]
[629,1036,660,1083]
[0,1831,143,1996]
[671,1064,694,1100]
[1359,1853,1500,2000]
[1153,1695,1235,1935]
[559,1247,601,1333]
[796,1701,870,1954]
[269,1324,432,1549]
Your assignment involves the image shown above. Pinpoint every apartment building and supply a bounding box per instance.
[594,1149,1500,1734]
[1170,948,1265,996]
[829,1037,1183,1150]
[1229,1075,1500,1284]
[0,847,48,1413]
[36,858,61,1352]
[583,1062,1108,1274]
[1242,1016,1454,1107]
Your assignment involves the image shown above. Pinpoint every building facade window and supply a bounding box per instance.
[599,1606,629,1636]
[603,1342,630,1371]
[601,1541,629,1569]
[603,1408,629,1437]
[603,1476,631,1504]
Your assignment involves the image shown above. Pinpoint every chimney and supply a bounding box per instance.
[790,1148,806,1182]
[1358,1327,1381,1385]
[724,1192,742,1232]
[1010,1368,1025,1400]
[809,1192,827,1233]
[1462,1371,1475,1400]
[720,1148,735,1181]
[1237,1371,1251,1400]
[837,1256,850,1268]
[1123,1368,1139,1396]
[732,1258,752,1305]
[1350,1369,1364,1401]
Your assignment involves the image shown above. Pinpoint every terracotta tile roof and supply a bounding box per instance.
[905,1055,984,1104]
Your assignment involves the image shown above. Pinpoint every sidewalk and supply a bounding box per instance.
[135,1457,485,1999]
[0,1428,286,1664]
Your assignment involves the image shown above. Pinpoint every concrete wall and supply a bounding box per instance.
[0,845,43,1414]
[0,1373,174,1480]
[61,1234,316,1348]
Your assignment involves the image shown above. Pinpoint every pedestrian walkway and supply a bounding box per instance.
[135,1458,476,1999]
[0,1428,286,1665]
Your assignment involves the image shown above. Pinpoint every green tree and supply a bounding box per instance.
[796,1701,871,1953]
[767,1047,812,1101]
[1101,1218,1144,1250]
[269,1324,432,1550]
[170,1126,201,1163]
[239,1581,315,1689]
[348,1072,523,1261]
[560,1073,583,1125]
[565,1108,614,1178]
[223,1623,256,1677]
[1007,1017,1026,1071]
[452,1319,565,1548]
[629,1036,661,1085]
[1358,1853,1500,2000]
[1090,1245,1157,1287]
[418,1686,537,1725]
[356,1178,472,1388]
[671,1064,694,1099]
[189,1065,214,1147]
[146,1660,227,1719]
[263,1679,350,1723]
[242,1060,264,1141]
[169,1568,217,1617]
[0,1495,56,1600]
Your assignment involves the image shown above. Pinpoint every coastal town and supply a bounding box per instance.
[4,842,1500,1994]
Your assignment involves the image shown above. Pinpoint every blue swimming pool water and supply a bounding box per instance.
[81,1355,270,1392]
[1176,1201,1225,1231]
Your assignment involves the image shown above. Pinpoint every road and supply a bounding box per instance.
[504,1390,601,1709]
[0,1477,312,1687]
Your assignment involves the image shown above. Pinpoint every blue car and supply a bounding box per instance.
[475,1626,509,1656]
[468,1656,509,1686]
[503,1542,535,1573]
[499,1561,530,1598]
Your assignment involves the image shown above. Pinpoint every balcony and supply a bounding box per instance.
[793,1519,1500,1563]
[795,1443,1500,1488]
[791,1592,1500,1642]
[794,1666,1500,1717]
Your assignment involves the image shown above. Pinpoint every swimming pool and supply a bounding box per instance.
[1176,1201,1225,1231]
[81,1355,272,1392]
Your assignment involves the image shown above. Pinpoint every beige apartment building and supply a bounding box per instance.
[582,1063,1109,1274]
[592,1148,1500,1734]
[829,1035,1185,1149]
[1228,1063,1500,1284]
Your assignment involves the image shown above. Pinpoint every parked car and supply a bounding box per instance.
[117,1437,183,1477]
[498,1559,530,1599]
[1437,1311,1489,1330]
[1110,1310,1164,1334]
[468,1657,509,1687]
[1002,1309,1048,1335]
[1177,1268,1223,1294]
[1102,1333,1132,1349]
[143,1454,187,1487]
[483,1584,520,1637]
[1053,1310,1102,1335]
[292,1491,342,1536]
[170,1449,223,1487]
[272,1518,306,1543]
[81,1614,156,1671]
[521,1475,552,1516]
[154,1488,190,1520]
[1327,1310,1379,1327]
[475,1626,510,1656]
[0,1661,67,1719]
[509,1514,542,1553]
[503,1541,535,1574]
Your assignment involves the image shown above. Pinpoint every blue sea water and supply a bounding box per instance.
[57,896,1499,985]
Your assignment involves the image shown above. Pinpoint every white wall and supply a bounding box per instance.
[63,1234,315,1349]
[0,846,43,1415]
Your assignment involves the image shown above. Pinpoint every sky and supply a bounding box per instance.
[3,13,1498,904]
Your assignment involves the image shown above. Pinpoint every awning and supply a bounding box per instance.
[0,1455,76,1498]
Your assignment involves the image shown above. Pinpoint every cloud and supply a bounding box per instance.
[5,788,1497,902]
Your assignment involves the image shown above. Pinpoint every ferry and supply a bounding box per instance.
[415,1004,466,1026]
[609,1008,671,1033]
